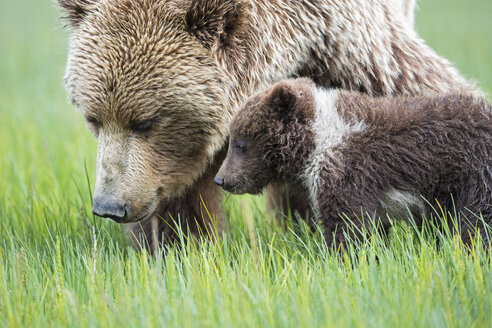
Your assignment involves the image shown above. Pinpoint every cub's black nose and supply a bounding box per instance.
[214,176,225,187]
[92,197,127,221]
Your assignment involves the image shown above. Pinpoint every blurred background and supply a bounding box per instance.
[0,0,491,240]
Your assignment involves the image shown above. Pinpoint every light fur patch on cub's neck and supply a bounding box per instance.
[302,87,366,217]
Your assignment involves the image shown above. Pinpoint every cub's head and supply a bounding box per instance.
[59,0,248,223]
[215,78,316,194]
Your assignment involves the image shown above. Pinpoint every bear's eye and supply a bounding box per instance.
[234,140,246,153]
[85,116,101,130]
[129,119,155,133]
[85,116,101,137]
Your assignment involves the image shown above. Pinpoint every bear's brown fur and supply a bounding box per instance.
[59,0,482,252]
[216,78,492,248]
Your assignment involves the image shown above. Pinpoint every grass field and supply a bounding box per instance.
[0,0,491,327]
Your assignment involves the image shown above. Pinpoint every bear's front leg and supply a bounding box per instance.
[126,163,225,255]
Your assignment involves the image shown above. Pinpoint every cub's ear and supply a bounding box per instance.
[185,0,244,50]
[58,0,99,28]
[268,83,298,119]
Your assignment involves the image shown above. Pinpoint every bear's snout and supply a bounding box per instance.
[92,197,128,222]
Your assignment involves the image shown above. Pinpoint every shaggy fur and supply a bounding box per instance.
[58,0,481,252]
[396,0,417,27]
[216,78,492,247]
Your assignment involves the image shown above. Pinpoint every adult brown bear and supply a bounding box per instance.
[58,0,480,252]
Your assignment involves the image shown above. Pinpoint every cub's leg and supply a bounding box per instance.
[321,210,382,251]
[453,171,492,246]
[266,184,313,225]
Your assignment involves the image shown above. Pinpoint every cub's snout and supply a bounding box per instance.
[213,176,225,187]
[214,166,247,195]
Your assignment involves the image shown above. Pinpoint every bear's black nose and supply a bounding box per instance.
[214,176,225,187]
[92,197,127,222]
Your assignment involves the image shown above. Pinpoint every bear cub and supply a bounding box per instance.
[215,78,492,247]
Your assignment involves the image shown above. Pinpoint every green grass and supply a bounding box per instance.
[0,0,491,327]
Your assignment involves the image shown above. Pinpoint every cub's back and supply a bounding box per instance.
[334,92,492,195]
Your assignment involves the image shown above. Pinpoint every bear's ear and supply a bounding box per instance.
[268,83,298,120]
[185,0,244,50]
[58,0,99,28]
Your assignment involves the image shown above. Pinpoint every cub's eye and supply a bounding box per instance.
[129,119,155,133]
[234,140,246,153]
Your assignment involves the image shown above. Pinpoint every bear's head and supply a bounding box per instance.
[215,78,316,194]
[59,0,250,223]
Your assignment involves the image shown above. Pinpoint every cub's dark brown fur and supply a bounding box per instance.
[216,78,492,247]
